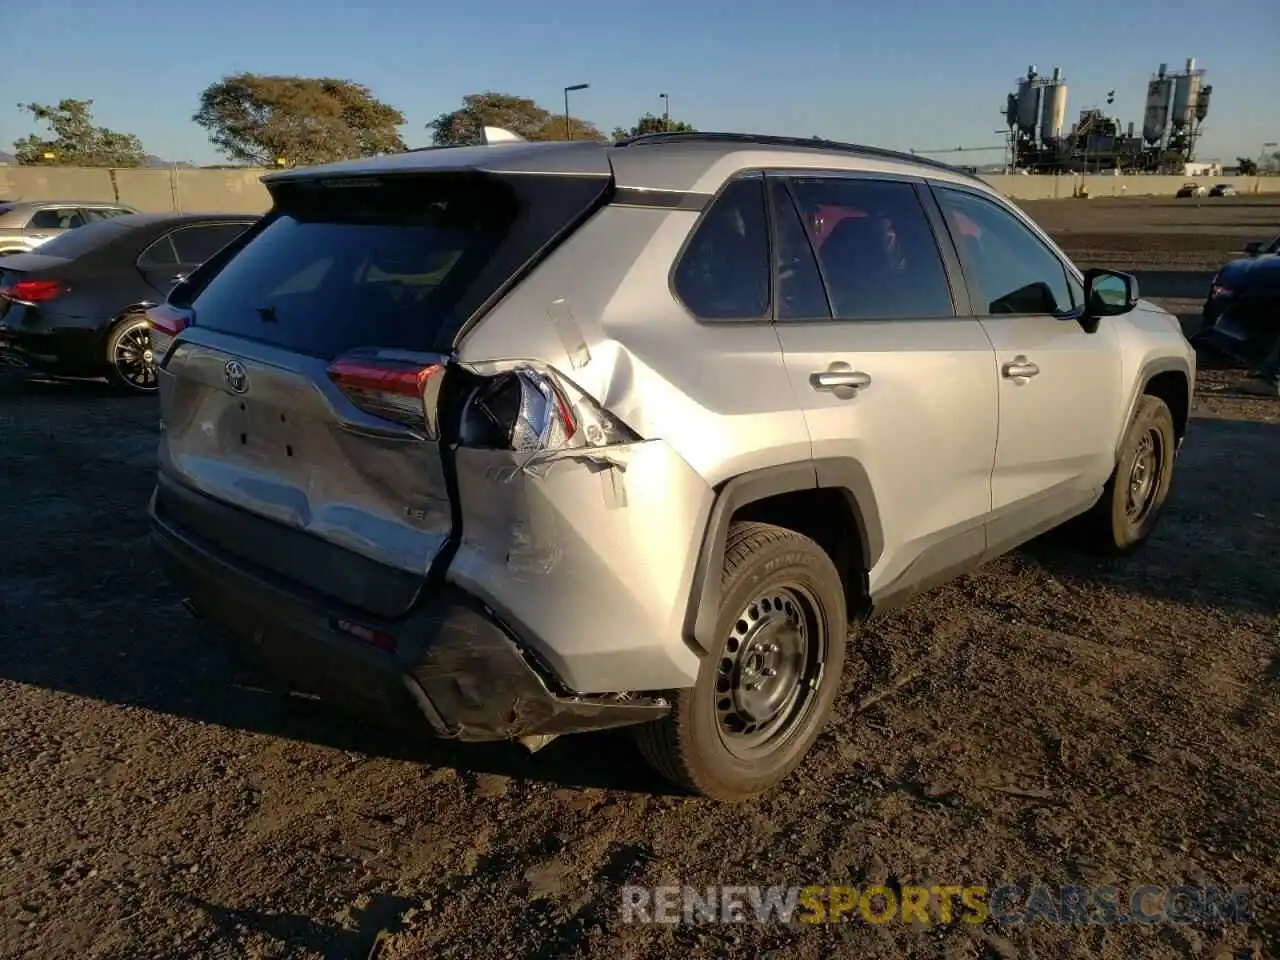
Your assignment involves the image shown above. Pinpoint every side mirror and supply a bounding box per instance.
[1243,241,1262,258]
[1083,268,1139,319]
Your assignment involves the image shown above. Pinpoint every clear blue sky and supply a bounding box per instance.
[2,0,1276,165]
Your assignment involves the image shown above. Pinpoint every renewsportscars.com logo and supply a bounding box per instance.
[620,884,1253,927]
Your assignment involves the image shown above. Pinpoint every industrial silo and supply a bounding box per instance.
[1195,84,1212,123]
[1016,66,1041,137]
[1171,57,1202,132]
[1142,64,1173,145]
[1038,67,1067,142]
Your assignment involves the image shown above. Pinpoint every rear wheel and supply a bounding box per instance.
[1078,395,1176,553]
[105,314,159,395]
[633,521,848,800]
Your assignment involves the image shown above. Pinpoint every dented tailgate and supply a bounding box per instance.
[157,330,453,617]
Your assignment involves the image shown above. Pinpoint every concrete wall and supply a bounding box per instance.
[1,165,1277,212]
[980,173,1277,200]
[0,166,272,213]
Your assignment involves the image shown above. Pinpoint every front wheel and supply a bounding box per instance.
[104,315,159,395]
[633,521,848,800]
[1078,395,1177,553]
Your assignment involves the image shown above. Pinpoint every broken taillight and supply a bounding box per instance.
[147,304,192,358]
[470,368,577,451]
[327,356,444,431]
[462,366,638,453]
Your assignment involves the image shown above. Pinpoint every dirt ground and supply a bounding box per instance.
[1,194,1278,960]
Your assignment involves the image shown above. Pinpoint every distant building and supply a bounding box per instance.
[1182,161,1221,177]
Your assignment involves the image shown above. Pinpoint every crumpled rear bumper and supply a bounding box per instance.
[149,486,669,741]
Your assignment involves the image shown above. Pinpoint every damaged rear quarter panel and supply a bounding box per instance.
[446,439,712,695]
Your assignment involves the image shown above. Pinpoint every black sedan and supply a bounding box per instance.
[0,212,256,393]
[1194,235,1280,366]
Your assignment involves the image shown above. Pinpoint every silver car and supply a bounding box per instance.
[0,200,139,255]
[149,130,1195,799]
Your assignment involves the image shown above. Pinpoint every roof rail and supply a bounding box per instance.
[614,131,966,175]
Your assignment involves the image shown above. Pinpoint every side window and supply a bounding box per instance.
[83,207,133,222]
[1066,270,1085,309]
[138,234,179,268]
[170,223,251,264]
[786,177,955,320]
[768,179,831,320]
[673,177,770,320]
[28,208,85,230]
[935,187,1073,316]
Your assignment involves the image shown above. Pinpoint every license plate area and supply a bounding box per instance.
[226,396,305,464]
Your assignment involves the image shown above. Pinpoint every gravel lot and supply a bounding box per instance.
[2,194,1278,960]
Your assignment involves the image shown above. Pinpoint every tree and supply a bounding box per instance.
[1236,158,1258,176]
[13,99,146,167]
[426,92,605,147]
[610,113,696,142]
[194,74,406,167]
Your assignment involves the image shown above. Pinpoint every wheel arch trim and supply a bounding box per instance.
[682,458,882,654]
[1115,356,1193,459]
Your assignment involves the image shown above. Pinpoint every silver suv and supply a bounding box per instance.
[0,200,138,254]
[149,131,1195,800]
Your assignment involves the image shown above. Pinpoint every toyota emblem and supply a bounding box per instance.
[224,359,249,394]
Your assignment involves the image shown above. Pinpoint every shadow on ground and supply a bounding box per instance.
[0,372,121,399]
[1021,415,1280,620]
[1131,269,1215,299]
[191,892,419,960]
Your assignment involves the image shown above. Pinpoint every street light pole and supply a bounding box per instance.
[659,93,670,131]
[564,83,589,141]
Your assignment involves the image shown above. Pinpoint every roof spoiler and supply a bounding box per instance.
[480,126,527,146]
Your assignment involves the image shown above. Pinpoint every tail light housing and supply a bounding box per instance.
[0,279,62,304]
[327,355,445,434]
[326,351,637,453]
[461,365,638,452]
[147,304,192,358]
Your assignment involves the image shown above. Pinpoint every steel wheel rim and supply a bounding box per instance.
[112,320,158,391]
[1125,426,1164,523]
[714,583,826,761]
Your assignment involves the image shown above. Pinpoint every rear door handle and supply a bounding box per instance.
[1002,356,1040,381]
[810,365,872,394]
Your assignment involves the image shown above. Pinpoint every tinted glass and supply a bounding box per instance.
[189,175,519,357]
[83,207,134,222]
[139,235,179,268]
[769,179,830,320]
[936,187,1072,315]
[787,178,954,320]
[171,223,251,264]
[1066,269,1085,309]
[25,218,133,259]
[29,208,85,230]
[673,177,770,320]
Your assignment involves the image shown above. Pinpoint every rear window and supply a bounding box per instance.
[188,175,520,357]
[26,217,133,259]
